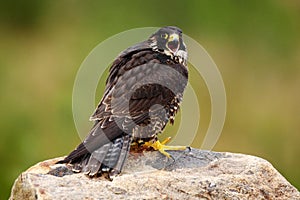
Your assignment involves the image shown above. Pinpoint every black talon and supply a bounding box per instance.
[187,146,192,152]
[169,154,176,162]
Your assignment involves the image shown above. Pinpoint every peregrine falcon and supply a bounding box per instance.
[57,26,189,179]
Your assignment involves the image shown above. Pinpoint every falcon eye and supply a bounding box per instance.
[160,33,168,39]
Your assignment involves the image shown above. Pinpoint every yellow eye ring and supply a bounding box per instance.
[161,33,168,39]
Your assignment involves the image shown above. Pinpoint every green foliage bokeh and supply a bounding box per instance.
[0,1,299,198]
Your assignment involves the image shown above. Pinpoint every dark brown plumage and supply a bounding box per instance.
[57,26,188,179]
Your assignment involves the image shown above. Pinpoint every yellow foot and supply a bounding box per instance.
[144,137,188,159]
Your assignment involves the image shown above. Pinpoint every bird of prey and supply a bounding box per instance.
[57,26,188,179]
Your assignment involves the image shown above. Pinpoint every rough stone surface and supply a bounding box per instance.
[10,149,300,200]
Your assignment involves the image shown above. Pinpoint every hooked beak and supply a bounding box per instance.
[166,33,179,54]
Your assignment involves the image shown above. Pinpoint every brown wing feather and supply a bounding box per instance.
[91,50,187,121]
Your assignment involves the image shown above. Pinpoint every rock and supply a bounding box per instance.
[10,149,300,200]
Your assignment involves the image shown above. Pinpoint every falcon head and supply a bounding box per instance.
[149,26,187,64]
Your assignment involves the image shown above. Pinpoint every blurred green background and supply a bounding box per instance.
[1,0,299,198]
